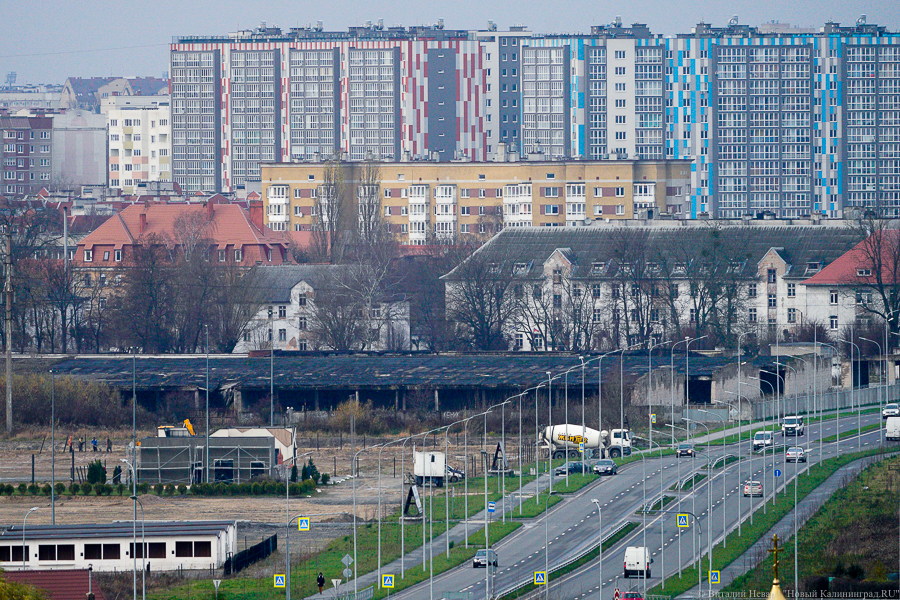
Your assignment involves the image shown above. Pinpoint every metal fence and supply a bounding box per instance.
[223,533,277,576]
[333,587,374,600]
[749,383,898,420]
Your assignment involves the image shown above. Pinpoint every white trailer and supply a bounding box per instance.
[414,450,446,487]
[540,424,632,459]
[887,416,900,442]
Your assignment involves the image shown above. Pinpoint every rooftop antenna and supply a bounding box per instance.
[856,14,867,26]
[729,15,739,26]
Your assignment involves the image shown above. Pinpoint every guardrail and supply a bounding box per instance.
[494,520,632,599]
[710,454,736,469]
[334,587,374,600]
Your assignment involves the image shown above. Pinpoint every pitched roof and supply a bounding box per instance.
[248,264,351,303]
[802,229,900,286]
[443,225,863,281]
[128,77,169,96]
[1,569,107,600]
[65,77,117,99]
[77,202,288,252]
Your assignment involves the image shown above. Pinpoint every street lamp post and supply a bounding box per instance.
[285,450,312,600]
[717,395,747,535]
[591,498,603,599]
[684,417,712,578]
[121,459,137,600]
[22,506,38,570]
[205,326,210,484]
[50,370,55,525]
[130,496,146,600]
[666,422,690,579]
[699,409,729,548]
[463,411,489,545]
[861,336,884,447]
[838,337,862,452]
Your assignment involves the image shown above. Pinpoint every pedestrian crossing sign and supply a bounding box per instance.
[677,514,689,528]
[382,574,395,588]
[298,518,310,531]
[710,570,720,584]
[273,574,286,588]
[534,571,547,585]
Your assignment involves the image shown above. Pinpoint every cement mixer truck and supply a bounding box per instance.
[540,424,632,459]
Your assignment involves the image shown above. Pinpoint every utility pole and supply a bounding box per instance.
[5,227,12,434]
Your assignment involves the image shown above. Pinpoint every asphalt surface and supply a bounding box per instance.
[315,407,889,600]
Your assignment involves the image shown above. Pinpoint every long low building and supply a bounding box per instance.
[0,521,236,573]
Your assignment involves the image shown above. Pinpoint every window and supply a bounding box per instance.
[514,333,523,350]
[787,308,797,323]
[615,187,625,197]
[103,251,110,261]
[747,283,757,298]
[298,296,307,307]
[856,290,873,305]
[114,249,122,262]
[278,305,287,318]
[830,315,839,330]
[83,250,93,262]
[278,329,287,342]
[749,308,758,323]
[298,316,307,330]
[768,294,777,308]
[857,268,872,277]
[218,250,226,262]
[830,290,839,305]
[234,249,243,262]
[767,269,777,283]
[553,294,562,308]
[787,283,796,298]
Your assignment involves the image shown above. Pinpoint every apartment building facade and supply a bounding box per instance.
[171,18,900,221]
[260,159,691,243]
[1,116,53,196]
[107,97,172,194]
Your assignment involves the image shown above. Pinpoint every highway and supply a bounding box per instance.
[389,408,887,600]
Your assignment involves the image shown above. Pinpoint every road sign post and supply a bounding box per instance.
[274,574,286,588]
[534,571,546,585]
[382,574,395,588]
[650,413,656,425]
[212,580,221,599]
[677,513,690,528]
[487,501,496,513]
[774,468,782,477]
[710,570,720,584]
[298,517,310,531]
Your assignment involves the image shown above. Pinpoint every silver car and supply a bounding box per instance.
[883,403,900,419]
[785,446,807,463]
[473,548,498,568]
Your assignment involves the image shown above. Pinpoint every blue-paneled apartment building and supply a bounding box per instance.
[171,17,900,219]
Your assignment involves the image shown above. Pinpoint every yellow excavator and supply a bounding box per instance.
[157,419,196,437]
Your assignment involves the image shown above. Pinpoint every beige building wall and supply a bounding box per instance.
[260,159,691,244]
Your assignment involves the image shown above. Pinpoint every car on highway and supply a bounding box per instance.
[623,592,644,600]
[675,442,695,457]
[473,548,498,568]
[554,461,586,476]
[785,446,807,463]
[883,403,900,419]
[781,415,805,436]
[623,546,653,578]
[592,459,618,476]
[753,431,774,450]
[743,480,763,497]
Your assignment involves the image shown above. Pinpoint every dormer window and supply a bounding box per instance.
[591,262,605,275]
[513,263,527,275]
[857,268,872,277]
[807,262,821,272]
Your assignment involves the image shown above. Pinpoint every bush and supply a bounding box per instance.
[27,483,38,495]
[69,483,80,495]
[177,484,187,495]
[291,464,298,483]
[301,464,310,481]
[17,483,26,495]
[116,483,126,496]
[138,483,150,494]
[289,483,302,496]
[264,481,277,495]
[80,483,93,496]
[320,473,330,486]
[153,484,163,496]
[87,460,106,485]
[307,459,320,484]
[41,484,51,496]
[164,484,175,496]
[54,483,66,496]
[251,482,263,496]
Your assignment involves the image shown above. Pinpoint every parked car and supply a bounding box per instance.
[743,480,763,497]
[675,442,695,457]
[785,446,807,463]
[592,459,618,476]
[554,461,585,476]
[883,403,900,419]
[473,548,498,568]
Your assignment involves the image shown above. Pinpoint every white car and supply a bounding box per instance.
[753,431,774,450]
[883,403,900,419]
[785,446,807,463]
[743,480,763,497]
[781,416,805,436]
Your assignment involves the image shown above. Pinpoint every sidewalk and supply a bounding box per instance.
[302,470,552,599]
[675,453,885,599]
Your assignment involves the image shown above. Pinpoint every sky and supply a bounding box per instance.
[2,0,900,85]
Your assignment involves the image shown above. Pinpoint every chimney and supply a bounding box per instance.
[206,199,214,219]
[249,200,264,230]
[139,212,147,234]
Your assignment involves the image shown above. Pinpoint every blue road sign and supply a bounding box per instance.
[274,574,286,588]
[774,469,782,477]
[534,571,547,585]
[487,501,496,513]
[677,514,689,528]
[710,570,721,584]
[298,518,310,531]
[382,574,395,588]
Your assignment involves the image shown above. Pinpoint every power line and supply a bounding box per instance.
[0,43,169,60]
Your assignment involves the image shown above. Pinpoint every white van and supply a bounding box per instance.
[887,416,900,442]
[781,416,805,436]
[624,546,653,578]
[753,431,774,450]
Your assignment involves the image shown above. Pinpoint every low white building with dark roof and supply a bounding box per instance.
[0,521,236,573]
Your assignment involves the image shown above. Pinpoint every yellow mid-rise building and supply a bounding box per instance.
[260,159,692,244]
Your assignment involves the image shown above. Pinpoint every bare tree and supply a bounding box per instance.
[845,216,900,339]
[355,159,387,248]
[307,267,368,351]
[311,157,351,263]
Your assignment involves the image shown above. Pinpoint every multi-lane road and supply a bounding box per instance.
[390,409,887,600]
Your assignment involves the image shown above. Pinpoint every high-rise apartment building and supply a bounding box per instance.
[171,17,900,220]
[1,116,53,196]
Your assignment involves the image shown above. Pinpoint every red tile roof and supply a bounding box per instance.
[802,229,899,286]
[2,569,107,600]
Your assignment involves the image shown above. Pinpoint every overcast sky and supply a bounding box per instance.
[3,0,899,85]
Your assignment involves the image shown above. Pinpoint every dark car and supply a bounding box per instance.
[592,459,618,476]
[554,461,585,476]
[676,442,695,457]
[623,593,644,600]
